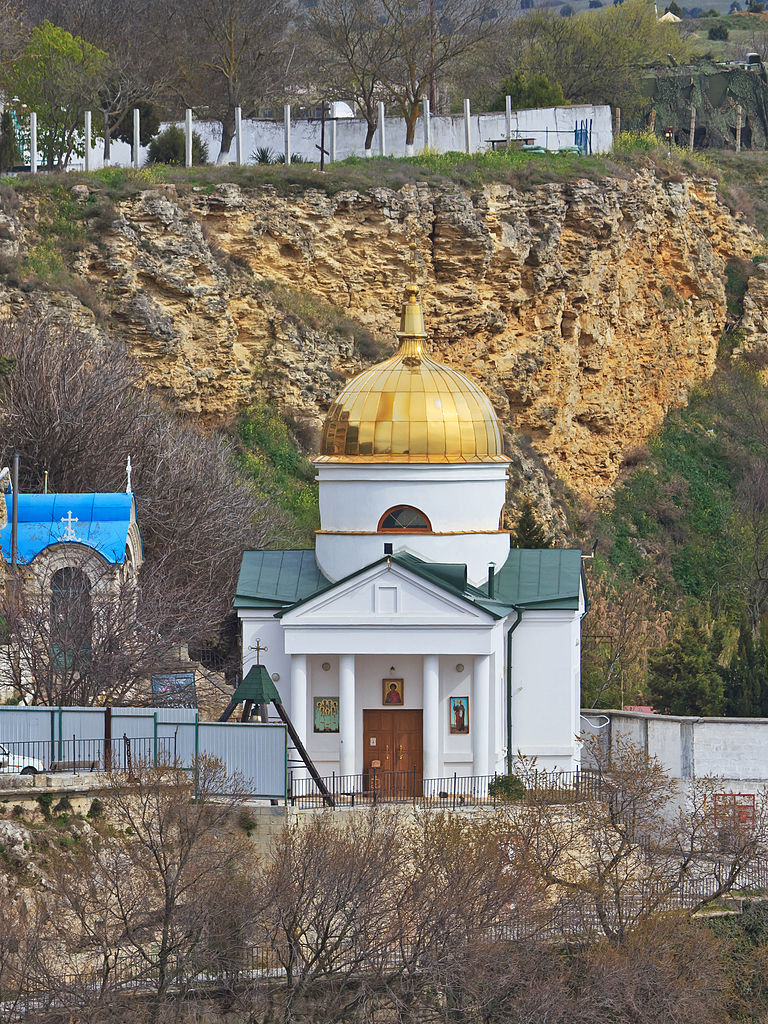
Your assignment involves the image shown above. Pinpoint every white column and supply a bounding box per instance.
[464,98,472,154]
[378,100,386,157]
[290,654,308,752]
[132,108,140,169]
[235,106,243,165]
[339,653,355,777]
[472,654,490,777]
[505,94,512,144]
[30,112,37,174]
[330,117,337,163]
[185,108,193,168]
[284,103,291,165]
[423,98,431,150]
[84,110,92,171]
[423,654,439,779]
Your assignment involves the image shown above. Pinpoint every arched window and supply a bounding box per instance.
[50,567,92,674]
[378,506,432,532]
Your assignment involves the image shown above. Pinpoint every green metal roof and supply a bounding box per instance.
[235,547,584,616]
[233,664,283,705]
[491,548,583,610]
[234,549,329,609]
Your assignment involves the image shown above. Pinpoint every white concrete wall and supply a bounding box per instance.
[580,710,768,781]
[66,103,613,170]
[509,608,582,773]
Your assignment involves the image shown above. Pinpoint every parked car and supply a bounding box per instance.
[0,743,44,775]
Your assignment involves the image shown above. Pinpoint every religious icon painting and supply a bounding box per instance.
[313,697,340,733]
[450,696,469,734]
[382,678,404,706]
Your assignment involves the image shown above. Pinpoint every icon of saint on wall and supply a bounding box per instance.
[450,696,469,733]
[382,678,404,705]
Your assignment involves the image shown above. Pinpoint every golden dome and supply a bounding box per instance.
[318,284,505,463]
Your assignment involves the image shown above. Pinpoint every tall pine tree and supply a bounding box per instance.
[511,499,552,549]
[723,619,768,717]
[647,612,726,716]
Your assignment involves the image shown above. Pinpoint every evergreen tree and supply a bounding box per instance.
[723,619,768,717]
[0,110,20,172]
[511,499,552,549]
[647,612,725,716]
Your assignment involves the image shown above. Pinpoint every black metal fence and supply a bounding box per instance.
[289,766,603,809]
[0,734,176,776]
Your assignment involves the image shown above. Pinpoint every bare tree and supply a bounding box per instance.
[46,758,256,1010]
[157,0,293,163]
[0,316,287,679]
[581,569,671,709]
[510,738,768,945]
[378,0,508,150]
[307,0,397,154]
[19,0,169,160]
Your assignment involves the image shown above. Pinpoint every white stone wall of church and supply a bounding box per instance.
[509,609,582,772]
[316,463,508,534]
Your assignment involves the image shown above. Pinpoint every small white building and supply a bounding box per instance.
[237,284,586,782]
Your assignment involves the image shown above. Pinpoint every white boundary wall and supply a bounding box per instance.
[581,709,768,784]
[66,105,613,170]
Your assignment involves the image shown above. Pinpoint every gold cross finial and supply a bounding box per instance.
[250,639,268,665]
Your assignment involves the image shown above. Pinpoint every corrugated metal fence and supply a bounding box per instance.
[0,705,286,799]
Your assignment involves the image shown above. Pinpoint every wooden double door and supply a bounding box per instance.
[363,709,423,797]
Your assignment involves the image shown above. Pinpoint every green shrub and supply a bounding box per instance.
[54,796,72,814]
[238,808,258,835]
[612,130,660,155]
[489,774,526,801]
[36,792,54,820]
[708,23,729,39]
[147,125,208,166]
[87,797,104,818]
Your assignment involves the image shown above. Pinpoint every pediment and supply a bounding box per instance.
[280,563,492,627]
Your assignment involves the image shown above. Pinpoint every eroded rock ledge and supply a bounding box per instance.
[0,170,761,504]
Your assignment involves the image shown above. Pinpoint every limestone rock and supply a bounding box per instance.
[0,169,764,510]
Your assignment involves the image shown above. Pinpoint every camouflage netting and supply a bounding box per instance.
[640,61,768,148]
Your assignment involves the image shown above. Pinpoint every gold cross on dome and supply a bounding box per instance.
[250,639,268,665]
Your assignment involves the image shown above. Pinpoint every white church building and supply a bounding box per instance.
[236,284,586,782]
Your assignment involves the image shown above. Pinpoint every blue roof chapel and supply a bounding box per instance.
[0,493,140,565]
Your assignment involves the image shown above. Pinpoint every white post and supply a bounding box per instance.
[84,110,92,172]
[185,108,193,168]
[30,112,37,174]
[235,106,243,165]
[290,654,308,780]
[284,103,291,165]
[132,107,140,169]
[330,117,337,163]
[464,98,472,154]
[423,654,440,780]
[378,101,386,157]
[423,98,432,150]
[505,94,512,144]
[472,654,490,777]
[339,653,355,777]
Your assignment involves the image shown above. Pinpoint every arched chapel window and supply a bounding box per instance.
[50,567,93,672]
[378,506,432,532]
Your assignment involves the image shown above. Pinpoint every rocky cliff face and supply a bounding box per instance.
[0,169,761,517]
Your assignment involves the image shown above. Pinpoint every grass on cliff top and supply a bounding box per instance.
[0,140,717,202]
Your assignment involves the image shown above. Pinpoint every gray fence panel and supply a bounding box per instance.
[198,723,286,798]
[0,707,55,744]
[59,709,104,743]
